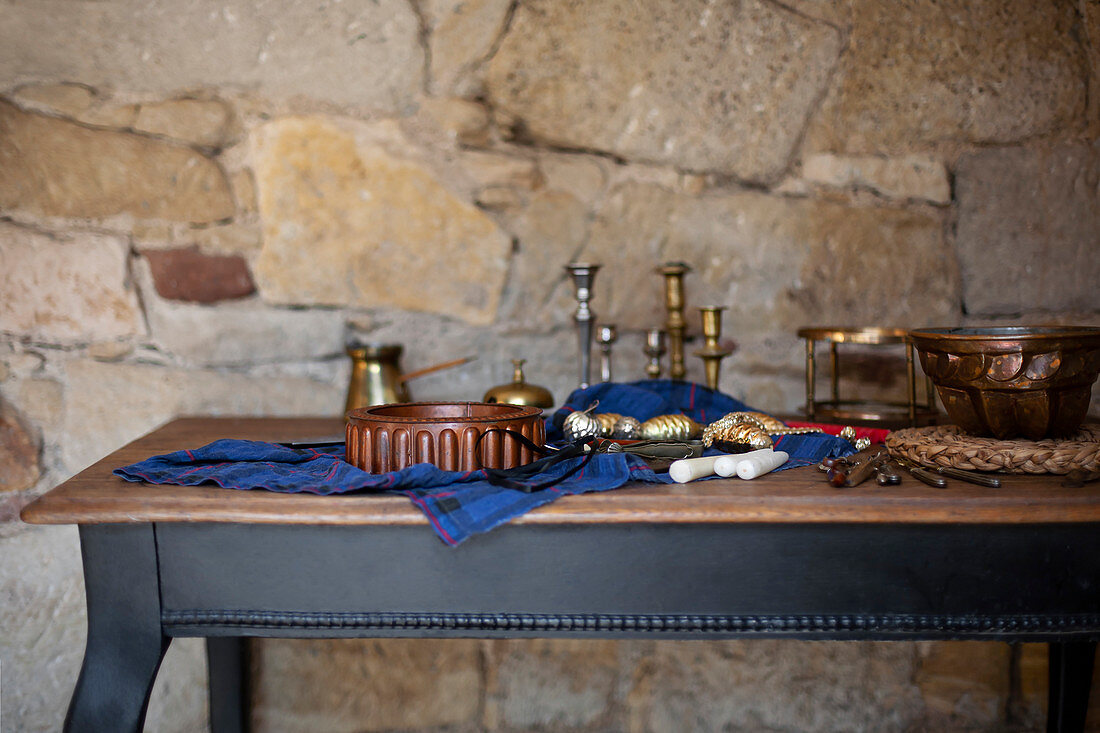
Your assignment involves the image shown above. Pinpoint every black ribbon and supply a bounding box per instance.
[474,428,597,493]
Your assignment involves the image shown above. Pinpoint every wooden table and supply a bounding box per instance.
[21,416,1100,732]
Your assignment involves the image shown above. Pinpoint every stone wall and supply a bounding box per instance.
[2,0,1098,730]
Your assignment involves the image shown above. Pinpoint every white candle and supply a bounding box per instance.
[735,450,790,479]
[668,455,723,483]
[713,449,777,477]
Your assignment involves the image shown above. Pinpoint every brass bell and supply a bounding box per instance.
[483,359,555,409]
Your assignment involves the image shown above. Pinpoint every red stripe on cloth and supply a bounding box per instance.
[785,422,891,445]
[403,491,456,545]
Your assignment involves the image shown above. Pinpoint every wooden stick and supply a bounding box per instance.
[398,356,476,384]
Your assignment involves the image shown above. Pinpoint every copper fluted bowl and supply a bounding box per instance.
[345,401,545,474]
[909,326,1100,440]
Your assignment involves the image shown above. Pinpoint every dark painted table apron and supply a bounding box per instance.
[22,417,1100,733]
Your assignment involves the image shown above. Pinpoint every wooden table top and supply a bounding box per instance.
[20,416,1100,527]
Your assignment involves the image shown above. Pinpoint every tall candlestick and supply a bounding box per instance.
[644,328,667,379]
[597,324,617,383]
[694,306,733,391]
[565,262,601,389]
[659,262,691,380]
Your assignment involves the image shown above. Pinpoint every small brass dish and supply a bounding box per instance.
[908,326,1100,440]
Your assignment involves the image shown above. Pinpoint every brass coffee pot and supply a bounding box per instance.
[483,359,555,409]
[345,344,410,412]
[345,344,475,412]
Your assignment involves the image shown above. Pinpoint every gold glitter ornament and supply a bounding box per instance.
[702,411,826,449]
[703,420,773,450]
[639,414,704,441]
[594,413,622,438]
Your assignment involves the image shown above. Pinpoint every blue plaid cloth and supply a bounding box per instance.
[549,380,856,469]
[114,381,856,545]
[115,439,660,546]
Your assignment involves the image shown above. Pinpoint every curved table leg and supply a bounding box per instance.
[65,524,169,733]
[1048,641,1097,733]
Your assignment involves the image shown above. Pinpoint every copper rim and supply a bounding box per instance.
[910,326,1100,343]
[348,401,543,424]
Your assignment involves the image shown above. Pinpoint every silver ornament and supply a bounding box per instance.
[611,415,642,440]
[563,409,601,442]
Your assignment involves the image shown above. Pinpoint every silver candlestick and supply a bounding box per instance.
[597,324,617,383]
[565,262,601,389]
[644,328,667,379]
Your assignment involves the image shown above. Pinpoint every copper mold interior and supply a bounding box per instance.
[345,401,545,474]
[909,326,1100,440]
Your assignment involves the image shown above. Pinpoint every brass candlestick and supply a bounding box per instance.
[597,324,617,383]
[659,262,691,380]
[644,328,667,379]
[565,262,600,389]
[694,306,733,391]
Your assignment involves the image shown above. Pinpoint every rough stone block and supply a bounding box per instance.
[538,153,608,203]
[805,0,1087,154]
[0,223,143,344]
[579,183,958,408]
[251,116,511,325]
[133,98,236,149]
[0,526,86,732]
[955,143,1100,315]
[1016,643,1048,723]
[191,221,263,256]
[0,100,234,223]
[142,247,255,303]
[459,150,542,190]
[138,279,345,368]
[627,640,923,732]
[0,402,39,492]
[9,82,97,118]
[914,641,1011,728]
[0,0,422,112]
[424,0,513,96]
[10,378,65,437]
[495,189,592,332]
[583,183,958,333]
[801,153,951,204]
[420,97,493,147]
[485,0,842,183]
[485,639,620,729]
[251,639,482,731]
[59,360,342,473]
[1083,0,1100,132]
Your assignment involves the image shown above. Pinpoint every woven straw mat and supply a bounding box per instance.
[886,423,1100,474]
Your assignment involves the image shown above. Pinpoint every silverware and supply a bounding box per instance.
[827,448,888,488]
[876,461,903,486]
[934,465,1002,488]
[893,456,947,488]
